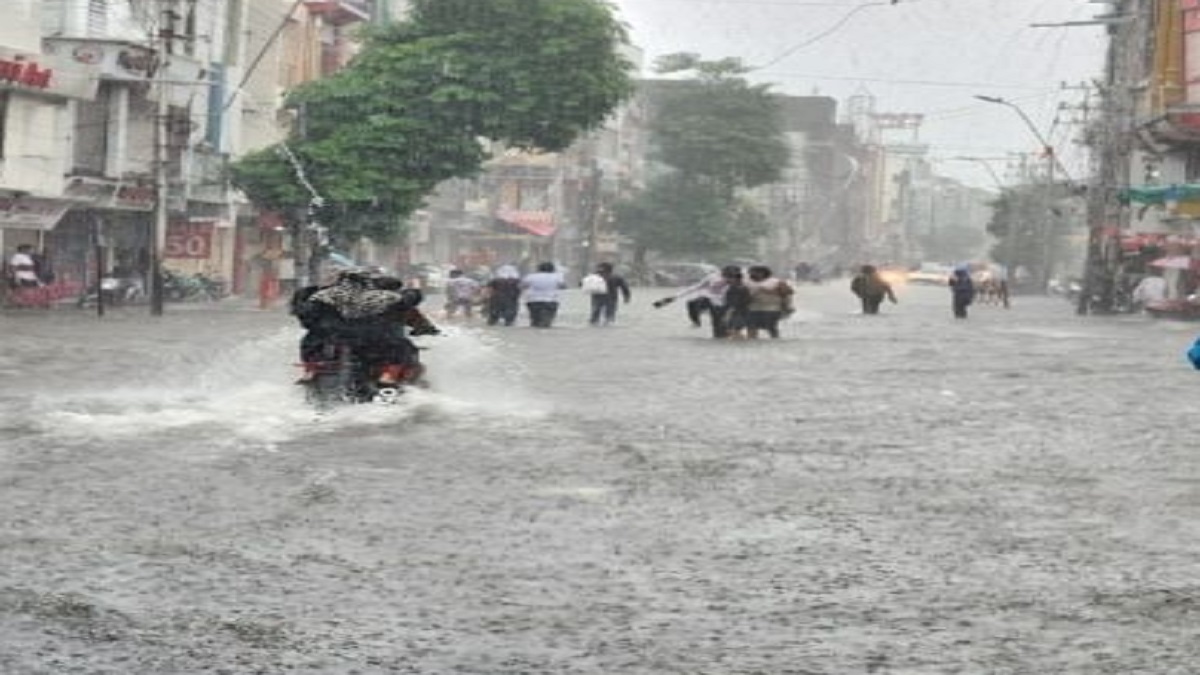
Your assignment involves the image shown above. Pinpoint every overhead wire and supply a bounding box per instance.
[754,71,1043,91]
[752,1,920,71]
[222,0,306,113]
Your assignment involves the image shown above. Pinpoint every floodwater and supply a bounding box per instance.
[0,285,1197,674]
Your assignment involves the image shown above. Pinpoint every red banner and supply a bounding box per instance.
[165,221,214,259]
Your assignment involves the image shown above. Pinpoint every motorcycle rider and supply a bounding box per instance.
[292,270,437,385]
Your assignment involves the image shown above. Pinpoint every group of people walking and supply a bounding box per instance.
[433,259,994,338]
[655,265,795,340]
[849,264,980,319]
[440,261,632,329]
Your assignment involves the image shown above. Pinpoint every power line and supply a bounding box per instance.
[222,0,306,113]
[752,1,908,70]
[754,71,1043,91]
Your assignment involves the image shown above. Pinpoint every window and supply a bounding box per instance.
[86,0,107,37]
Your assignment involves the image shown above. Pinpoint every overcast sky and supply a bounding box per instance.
[607,0,1109,190]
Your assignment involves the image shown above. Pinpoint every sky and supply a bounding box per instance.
[607,0,1110,190]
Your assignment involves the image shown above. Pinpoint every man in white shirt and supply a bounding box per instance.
[521,262,566,327]
[444,269,481,318]
[8,245,40,288]
[653,265,740,338]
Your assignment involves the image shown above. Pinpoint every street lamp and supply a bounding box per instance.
[974,95,1072,291]
[972,95,1074,184]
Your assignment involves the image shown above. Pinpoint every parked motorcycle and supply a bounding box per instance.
[77,276,146,308]
[164,270,226,302]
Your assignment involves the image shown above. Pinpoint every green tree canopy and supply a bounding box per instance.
[230,0,634,245]
[648,55,789,196]
[616,54,789,261]
[616,175,766,259]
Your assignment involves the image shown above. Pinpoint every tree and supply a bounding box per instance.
[616,176,767,260]
[614,54,789,262]
[649,54,790,196]
[987,185,1054,276]
[230,0,634,249]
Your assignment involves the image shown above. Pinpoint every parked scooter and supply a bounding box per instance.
[163,270,226,302]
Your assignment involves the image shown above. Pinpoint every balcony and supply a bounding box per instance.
[305,0,372,26]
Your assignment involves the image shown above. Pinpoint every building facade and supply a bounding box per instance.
[0,0,100,296]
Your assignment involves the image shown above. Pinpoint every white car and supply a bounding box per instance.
[907,263,953,286]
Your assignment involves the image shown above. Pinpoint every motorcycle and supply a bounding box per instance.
[77,276,146,308]
[301,340,426,407]
[164,270,226,302]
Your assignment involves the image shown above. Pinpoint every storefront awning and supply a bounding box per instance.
[1119,184,1200,205]
[0,197,72,230]
[496,208,556,237]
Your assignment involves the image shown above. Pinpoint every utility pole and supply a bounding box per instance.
[579,158,602,277]
[150,0,180,316]
[1077,6,1132,315]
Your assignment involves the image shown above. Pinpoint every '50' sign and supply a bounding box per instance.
[165,222,214,259]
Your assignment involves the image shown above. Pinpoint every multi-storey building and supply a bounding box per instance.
[0,0,99,289]
[0,0,390,301]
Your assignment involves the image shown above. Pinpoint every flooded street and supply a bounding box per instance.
[1,286,1197,674]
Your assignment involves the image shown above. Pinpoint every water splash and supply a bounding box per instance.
[28,326,548,449]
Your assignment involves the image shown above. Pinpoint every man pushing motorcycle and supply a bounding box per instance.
[291,269,439,385]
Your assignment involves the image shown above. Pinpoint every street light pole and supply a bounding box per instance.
[974,95,1068,291]
[973,95,1074,184]
[150,1,179,317]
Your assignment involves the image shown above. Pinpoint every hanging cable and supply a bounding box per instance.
[222,0,306,113]
[751,1,914,70]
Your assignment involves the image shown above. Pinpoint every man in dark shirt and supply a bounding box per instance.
[590,262,632,326]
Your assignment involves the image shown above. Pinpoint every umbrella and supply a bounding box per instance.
[1150,256,1195,270]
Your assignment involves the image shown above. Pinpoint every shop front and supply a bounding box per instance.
[0,196,85,306]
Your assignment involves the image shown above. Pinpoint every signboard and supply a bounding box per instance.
[64,175,117,204]
[0,46,98,101]
[44,39,202,105]
[496,207,556,237]
[165,221,214,259]
[0,197,71,230]
[45,39,153,81]
[112,182,156,211]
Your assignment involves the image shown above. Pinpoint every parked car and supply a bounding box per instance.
[907,263,954,286]
[651,262,718,287]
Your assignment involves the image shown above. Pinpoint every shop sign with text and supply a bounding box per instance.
[0,46,98,100]
[165,221,215,259]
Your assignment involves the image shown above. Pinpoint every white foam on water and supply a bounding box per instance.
[29,325,548,448]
